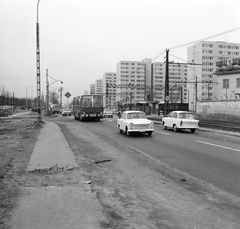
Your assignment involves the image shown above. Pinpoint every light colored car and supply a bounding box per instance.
[62,109,72,116]
[162,111,199,133]
[117,111,154,136]
[103,109,114,118]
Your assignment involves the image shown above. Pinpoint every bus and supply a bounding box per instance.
[72,94,104,121]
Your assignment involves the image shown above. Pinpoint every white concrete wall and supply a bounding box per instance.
[197,101,240,116]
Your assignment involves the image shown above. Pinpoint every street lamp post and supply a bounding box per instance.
[36,0,41,122]
[46,69,63,115]
[26,86,33,110]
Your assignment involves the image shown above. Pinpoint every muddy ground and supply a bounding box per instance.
[1,114,240,229]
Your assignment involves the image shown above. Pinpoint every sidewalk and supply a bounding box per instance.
[10,121,109,229]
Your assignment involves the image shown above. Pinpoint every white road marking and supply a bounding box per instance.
[154,130,171,136]
[196,140,240,152]
[103,119,114,122]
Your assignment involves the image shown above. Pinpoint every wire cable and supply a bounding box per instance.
[152,27,240,61]
[170,27,240,50]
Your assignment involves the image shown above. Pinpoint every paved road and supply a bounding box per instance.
[70,115,240,199]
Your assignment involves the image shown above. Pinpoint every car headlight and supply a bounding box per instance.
[129,122,133,129]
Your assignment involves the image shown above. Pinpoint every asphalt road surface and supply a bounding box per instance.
[62,115,240,199]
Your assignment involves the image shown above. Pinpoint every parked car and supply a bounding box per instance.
[117,111,154,136]
[162,111,199,133]
[103,109,114,118]
[62,109,72,116]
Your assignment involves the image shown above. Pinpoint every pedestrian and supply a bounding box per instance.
[118,111,122,118]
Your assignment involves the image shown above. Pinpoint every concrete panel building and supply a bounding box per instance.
[187,41,240,111]
[115,58,188,105]
[95,79,102,95]
[102,72,117,109]
[116,60,147,104]
[90,84,95,95]
[152,61,188,103]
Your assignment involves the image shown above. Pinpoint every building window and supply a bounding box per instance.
[237,78,240,88]
[223,79,229,89]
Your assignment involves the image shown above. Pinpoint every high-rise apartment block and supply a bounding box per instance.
[116,60,147,103]
[152,61,188,103]
[187,41,240,110]
[90,84,95,95]
[95,79,102,95]
[88,40,240,112]
[115,59,188,105]
[102,72,117,109]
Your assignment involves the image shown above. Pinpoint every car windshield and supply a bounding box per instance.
[179,113,194,119]
[127,112,146,119]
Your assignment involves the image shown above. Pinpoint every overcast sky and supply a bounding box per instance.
[1,0,240,103]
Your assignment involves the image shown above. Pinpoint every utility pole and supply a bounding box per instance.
[180,86,183,103]
[59,87,63,108]
[46,69,49,115]
[195,77,198,113]
[36,0,41,122]
[164,49,169,115]
[106,83,109,109]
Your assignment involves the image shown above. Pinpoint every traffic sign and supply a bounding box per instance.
[65,92,71,98]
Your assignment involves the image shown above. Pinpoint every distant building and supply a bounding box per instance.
[95,79,102,95]
[152,61,188,103]
[102,72,117,109]
[187,41,240,111]
[90,84,95,95]
[116,60,147,103]
[115,58,188,105]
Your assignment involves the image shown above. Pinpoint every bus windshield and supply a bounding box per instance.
[82,95,103,107]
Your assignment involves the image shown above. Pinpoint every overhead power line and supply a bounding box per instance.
[169,26,240,50]
[152,27,240,62]
[0,76,45,79]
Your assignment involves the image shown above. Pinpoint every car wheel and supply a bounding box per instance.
[126,127,131,136]
[173,125,178,132]
[147,132,152,136]
[191,129,196,133]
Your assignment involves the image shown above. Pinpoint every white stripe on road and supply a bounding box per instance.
[196,140,240,152]
[154,130,171,136]
[103,119,114,122]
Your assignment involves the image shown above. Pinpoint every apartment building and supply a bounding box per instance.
[187,41,240,111]
[115,58,188,105]
[116,60,148,103]
[152,61,188,103]
[90,84,95,95]
[95,79,102,95]
[102,72,117,109]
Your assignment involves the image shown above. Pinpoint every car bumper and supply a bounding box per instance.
[180,125,199,129]
[128,129,154,133]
